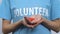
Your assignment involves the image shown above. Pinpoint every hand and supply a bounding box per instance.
[22,14,44,28]
[30,14,43,28]
[23,14,43,28]
[22,17,36,28]
[30,14,42,24]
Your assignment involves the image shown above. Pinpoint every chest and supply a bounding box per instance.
[9,0,51,21]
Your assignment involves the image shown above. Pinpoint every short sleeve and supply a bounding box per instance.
[51,0,60,20]
[0,0,11,20]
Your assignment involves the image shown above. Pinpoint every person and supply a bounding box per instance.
[0,0,60,34]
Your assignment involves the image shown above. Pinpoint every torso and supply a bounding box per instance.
[9,0,51,34]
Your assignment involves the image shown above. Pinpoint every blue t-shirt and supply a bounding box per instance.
[0,0,60,34]
[51,0,60,20]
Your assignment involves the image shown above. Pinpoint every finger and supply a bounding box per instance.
[23,18,34,28]
[23,21,32,28]
[24,16,31,23]
[31,19,43,28]
[24,24,34,28]
[24,16,36,25]
[26,24,35,28]
[31,17,42,24]
[34,19,43,27]
[31,15,42,23]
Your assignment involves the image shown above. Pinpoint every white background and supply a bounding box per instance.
[0,18,60,34]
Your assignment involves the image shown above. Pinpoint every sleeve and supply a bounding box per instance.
[51,0,60,20]
[0,0,12,20]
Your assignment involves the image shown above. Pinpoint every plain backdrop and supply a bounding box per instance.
[0,18,60,34]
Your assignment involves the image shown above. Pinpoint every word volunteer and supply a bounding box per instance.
[13,7,49,17]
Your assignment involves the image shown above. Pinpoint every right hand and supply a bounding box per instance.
[22,17,35,28]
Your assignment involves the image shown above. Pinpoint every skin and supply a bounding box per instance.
[30,15,60,32]
[41,18,60,32]
[2,15,60,34]
[2,17,37,34]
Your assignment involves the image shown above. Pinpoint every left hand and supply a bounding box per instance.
[30,14,43,28]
